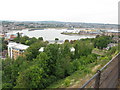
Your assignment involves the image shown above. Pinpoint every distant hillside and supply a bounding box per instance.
[1,20,118,29]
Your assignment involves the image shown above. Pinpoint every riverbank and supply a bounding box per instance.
[61,32,98,36]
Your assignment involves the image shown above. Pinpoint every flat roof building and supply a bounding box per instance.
[7,42,29,59]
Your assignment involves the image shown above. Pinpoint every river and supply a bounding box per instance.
[7,28,96,43]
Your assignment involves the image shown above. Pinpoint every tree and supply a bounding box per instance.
[55,38,59,41]
[15,52,55,88]
[55,38,59,43]
[55,55,71,78]
[44,44,59,75]
[25,37,37,45]
[14,32,21,43]
[20,36,29,44]
[10,56,27,86]
[44,44,59,61]
[1,38,8,51]
[15,65,47,88]
[2,58,14,88]
[74,40,93,58]
[96,35,100,38]
[34,52,50,72]
[25,42,44,61]
[64,39,69,43]
[38,37,43,41]
[2,83,13,88]
[62,42,71,56]
[74,43,79,59]
[94,35,111,49]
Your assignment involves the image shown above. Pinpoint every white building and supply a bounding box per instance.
[70,47,75,52]
[7,42,29,59]
[39,47,44,52]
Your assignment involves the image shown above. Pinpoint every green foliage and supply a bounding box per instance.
[74,43,79,58]
[25,37,37,45]
[44,44,59,61]
[0,37,8,51]
[13,35,44,46]
[16,52,56,88]
[55,38,59,41]
[62,42,71,56]
[108,46,118,55]
[2,58,13,83]
[83,68,91,74]
[13,37,19,43]
[72,59,80,71]
[13,32,21,43]
[2,35,118,89]
[55,55,71,78]
[74,40,94,59]
[25,41,45,61]
[2,83,13,88]
[94,35,112,49]
[38,37,43,41]
[34,52,50,73]
[55,38,59,43]
[64,78,70,87]
[20,36,29,44]
[15,65,47,88]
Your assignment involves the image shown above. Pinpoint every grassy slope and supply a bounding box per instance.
[47,48,118,88]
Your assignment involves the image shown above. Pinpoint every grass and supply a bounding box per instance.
[92,48,106,56]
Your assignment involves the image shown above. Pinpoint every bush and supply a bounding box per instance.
[2,83,13,88]
[64,78,70,87]
[84,68,91,74]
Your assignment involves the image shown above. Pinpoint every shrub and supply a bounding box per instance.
[64,78,70,87]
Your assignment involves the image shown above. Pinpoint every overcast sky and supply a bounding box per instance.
[0,0,119,24]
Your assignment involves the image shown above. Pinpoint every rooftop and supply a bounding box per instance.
[39,47,44,52]
[8,42,29,50]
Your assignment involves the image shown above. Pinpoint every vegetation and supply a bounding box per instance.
[94,35,112,49]
[2,35,119,88]
[0,37,8,51]
[55,38,59,43]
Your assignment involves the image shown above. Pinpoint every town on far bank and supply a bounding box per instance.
[0,21,119,41]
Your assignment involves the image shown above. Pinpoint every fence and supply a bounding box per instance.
[80,52,120,89]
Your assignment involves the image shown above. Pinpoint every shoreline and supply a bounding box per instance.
[61,33,97,36]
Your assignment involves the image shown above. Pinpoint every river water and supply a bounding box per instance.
[7,29,96,43]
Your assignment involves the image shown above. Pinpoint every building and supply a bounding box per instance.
[70,47,75,52]
[39,47,44,52]
[104,43,118,50]
[7,42,29,59]
[104,30,120,36]
[112,36,120,43]
[9,34,17,40]
[0,34,5,38]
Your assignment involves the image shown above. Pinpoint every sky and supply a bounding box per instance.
[0,0,119,24]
